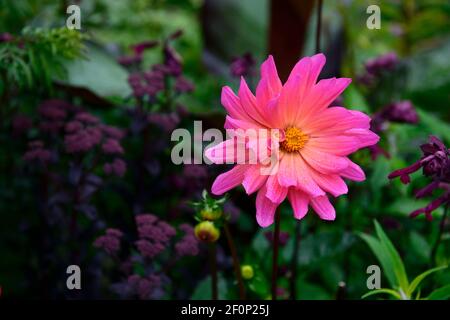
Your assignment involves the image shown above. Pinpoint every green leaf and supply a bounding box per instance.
[362,288,402,300]
[417,109,450,144]
[426,284,450,300]
[59,45,131,98]
[374,220,409,292]
[369,157,391,192]
[409,231,431,262]
[251,230,270,260]
[358,232,397,288]
[342,85,370,112]
[407,266,447,297]
[296,280,332,300]
[191,274,228,300]
[248,275,269,298]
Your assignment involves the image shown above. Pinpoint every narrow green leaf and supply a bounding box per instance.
[407,266,447,296]
[358,232,396,288]
[374,220,409,291]
[426,284,450,300]
[362,288,402,300]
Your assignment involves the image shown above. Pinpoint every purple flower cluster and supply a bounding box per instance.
[175,224,199,257]
[358,52,398,86]
[126,31,194,101]
[230,53,255,78]
[174,76,195,93]
[371,100,418,133]
[134,214,176,258]
[369,100,418,159]
[23,140,52,164]
[148,112,180,132]
[389,136,450,220]
[127,274,162,300]
[102,138,124,155]
[94,228,124,255]
[171,164,208,193]
[128,68,165,98]
[38,99,73,134]
[63,110,127,177]
[103,159,127,177]
[23,99,127,178]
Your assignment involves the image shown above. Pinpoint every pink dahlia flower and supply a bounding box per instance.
[205,54,379,227]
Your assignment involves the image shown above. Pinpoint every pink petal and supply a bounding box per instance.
[286,53,325,88]
[242,165,268,194]
[300,146,349,174]
[307,135,360,156]
[308,169,348,197]
[239,77,269,126]
[279,54,326,126]
[340,160,366,181]
[277,74,304,127]
[256,55,282,108]
[256,184,278,227]
[266,174,288,203]
[224,115,262,130]
[344,128,380,147]
[211,165,247,195]
[221,86,251,121]
[310,195,336,220]
[303,107,369,135]
[277,153,297,187]
[278,154,325,197]
[204,138,242,164]
[261,55,283,91]
[288,188,309,220]
[298,78,352,125]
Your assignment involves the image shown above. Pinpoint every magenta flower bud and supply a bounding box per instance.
[230,53,255,78]
[131,40,158,56]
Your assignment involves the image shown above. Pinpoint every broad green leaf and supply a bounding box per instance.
[374,220,409,291]
[426,284,450,300]
[59,45,131,98]
[362,288,402,300]
[407,266,448,297]
[359,232,396,288]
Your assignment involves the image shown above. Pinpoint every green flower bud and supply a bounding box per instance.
[241,265,254,280]
[200,208,222,221]
[194,221,220,243]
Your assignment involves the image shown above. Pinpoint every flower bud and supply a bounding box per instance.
[194,221,220,243]
[200,208,222,221]
[241,265,254,280]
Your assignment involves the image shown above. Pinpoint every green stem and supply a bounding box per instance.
[271,209,281,300]
[289,222,300,300]
[209,243,218,300]
[430,203,449,265]
[315,0,323,54]
[224,222,246,299]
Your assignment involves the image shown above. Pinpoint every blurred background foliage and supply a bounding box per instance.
[0,0,449,300]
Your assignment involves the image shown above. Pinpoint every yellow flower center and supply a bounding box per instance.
[280,127,309,152]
